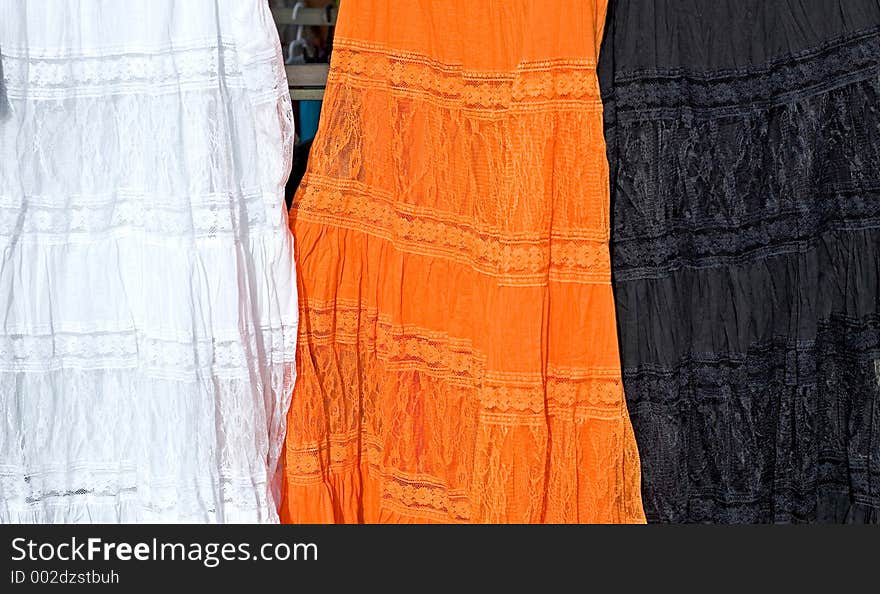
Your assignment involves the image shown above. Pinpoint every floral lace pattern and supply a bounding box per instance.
[609,27,880,119]
[0,323,294,378]
[331,40,602,113]
[1,44,286,103]
[0,189,283,242]
[296,178,612,286]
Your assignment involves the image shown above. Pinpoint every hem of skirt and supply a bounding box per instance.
[842,500,879,524]
[643,490,880,524]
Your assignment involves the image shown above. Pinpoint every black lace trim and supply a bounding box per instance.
[605,26,880,120]
[610,75,880,277]
[613,191,880,280]
[625,318,880,523]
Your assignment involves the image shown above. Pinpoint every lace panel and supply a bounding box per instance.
[0,190,284,243]
[1,44,287,102]
[608,27,880,119]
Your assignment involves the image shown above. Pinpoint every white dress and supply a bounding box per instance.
[0,0,297,523]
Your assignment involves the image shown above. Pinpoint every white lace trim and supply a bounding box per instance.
[1,44,287,102]
[0,189,285,242]
[0,323,296,377]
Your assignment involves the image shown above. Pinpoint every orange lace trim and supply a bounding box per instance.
[331,39,602,114]
[300,298,625,415]
[287,442,472,522]
[295,179,612,285]
[382,474,472,523]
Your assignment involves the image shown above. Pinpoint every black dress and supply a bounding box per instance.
[600,0,880,523]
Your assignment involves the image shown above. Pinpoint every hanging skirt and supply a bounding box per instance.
[602,0,880,523]
[0,0,297,523]
[284,0,645,523]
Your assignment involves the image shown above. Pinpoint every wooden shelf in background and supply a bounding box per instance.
[291,88,326,101]
[272,6,337,26]
[285,63,329,87]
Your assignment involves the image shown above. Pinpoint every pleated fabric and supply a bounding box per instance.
[284,0,645,523]
[601,0,880,523]
[0,0,297,523]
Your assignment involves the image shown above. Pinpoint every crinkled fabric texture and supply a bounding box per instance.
[0,0,297,523]
[284,0,645,524]
[600,0,880,523]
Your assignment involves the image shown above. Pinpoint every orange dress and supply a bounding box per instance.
[283,0,645,523]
